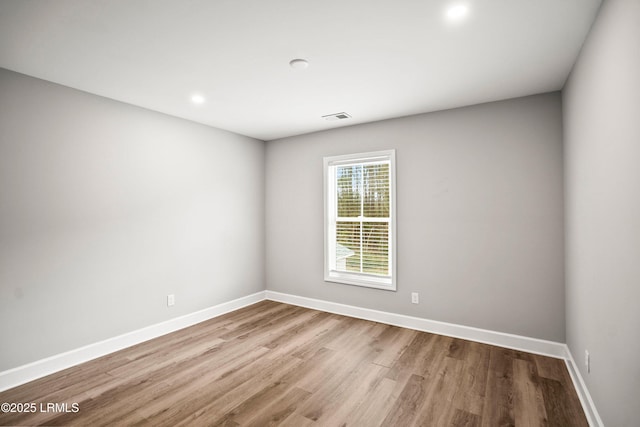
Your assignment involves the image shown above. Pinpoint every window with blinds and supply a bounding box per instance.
[324,150,396,290]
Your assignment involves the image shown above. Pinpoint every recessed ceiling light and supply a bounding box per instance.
[191,94,205,104]
[289,58,309,69]
[446,4,469,21]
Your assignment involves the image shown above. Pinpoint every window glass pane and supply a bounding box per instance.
[324,150,395,290]
[363,163,389,218]
[336,221,360,273]
[362,222,389,275]
[337,165,362,217]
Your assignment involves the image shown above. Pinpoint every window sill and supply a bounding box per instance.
[324,271,396,291]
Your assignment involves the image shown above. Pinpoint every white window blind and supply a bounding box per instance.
[324,150,396,290]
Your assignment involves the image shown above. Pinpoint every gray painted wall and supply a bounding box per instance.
[563,0,640,425]
[265,93,565,342]
[0,69,265,371]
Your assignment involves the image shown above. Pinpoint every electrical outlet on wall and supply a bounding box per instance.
[585,350,590,373]
[411,292,419,304]
[167,294,175,307]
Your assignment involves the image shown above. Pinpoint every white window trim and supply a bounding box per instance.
[323,149,397,291]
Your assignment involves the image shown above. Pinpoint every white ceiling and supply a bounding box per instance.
[0,0,601,141]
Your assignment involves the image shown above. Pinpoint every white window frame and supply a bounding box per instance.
[323,150,397,291]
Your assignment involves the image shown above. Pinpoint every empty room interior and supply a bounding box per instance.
[0,0,638,426]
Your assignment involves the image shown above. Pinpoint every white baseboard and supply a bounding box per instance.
[1,288,600,427]
[564,348,604,427]
[266,291,606,425]
[265,290,567,359]
[0,291,266,392]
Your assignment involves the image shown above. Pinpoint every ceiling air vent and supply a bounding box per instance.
[322,112,351,121]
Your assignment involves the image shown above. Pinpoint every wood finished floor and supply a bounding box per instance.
[0,300,588,427]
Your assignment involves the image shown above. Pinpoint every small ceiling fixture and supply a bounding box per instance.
[289,58,309,69]
[322,112,351,121]
[446,4,469,21]
[191,94,206,104]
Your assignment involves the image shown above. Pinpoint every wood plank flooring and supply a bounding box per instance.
[0,301,588,426]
